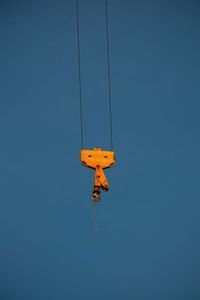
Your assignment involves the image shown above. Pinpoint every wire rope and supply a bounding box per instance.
[76,0,84,149]
[76,0,113,151]
[105,0,113,150]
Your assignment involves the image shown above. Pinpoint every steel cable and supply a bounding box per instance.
[105,0,113,150]
[76,0,84,149]
[76,0,113,151]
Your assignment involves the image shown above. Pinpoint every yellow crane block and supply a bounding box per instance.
[81,148,115,201]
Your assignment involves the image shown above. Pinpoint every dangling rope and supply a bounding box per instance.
[92,201,100,232]
[105,0,113,151]
[76,0,84,149]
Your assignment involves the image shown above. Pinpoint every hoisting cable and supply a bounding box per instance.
[105,0,113,151]
[76,0,114,231]
[76,0,84,149]
[92,201,100,232]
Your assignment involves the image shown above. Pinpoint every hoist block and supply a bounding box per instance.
[81,148,115,202]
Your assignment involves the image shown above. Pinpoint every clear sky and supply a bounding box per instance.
[1,0,200,299]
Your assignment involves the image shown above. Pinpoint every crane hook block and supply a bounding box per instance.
[81,148,115,202]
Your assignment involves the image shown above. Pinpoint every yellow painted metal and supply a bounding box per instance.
[81,148,115,201]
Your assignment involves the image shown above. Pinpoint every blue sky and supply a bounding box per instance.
[0,0,200,299]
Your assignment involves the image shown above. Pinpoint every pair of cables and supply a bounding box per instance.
[76,0,114,231]
[76,0,113,151]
